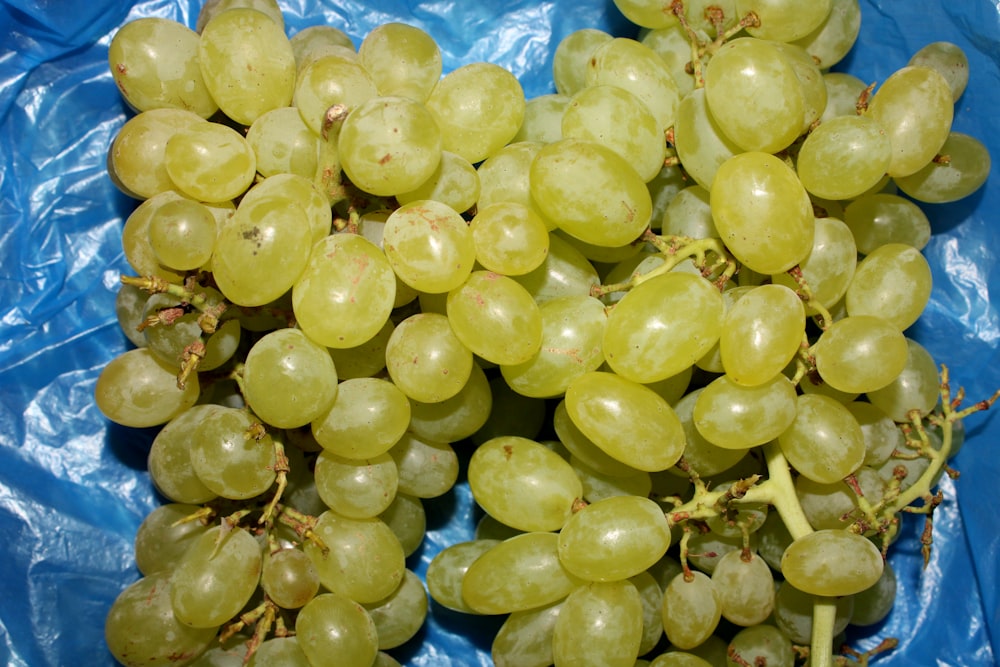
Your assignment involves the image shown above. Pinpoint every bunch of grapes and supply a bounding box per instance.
[96,0,996,666]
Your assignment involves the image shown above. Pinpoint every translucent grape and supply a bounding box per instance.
[246,106,320,179]
[261,547,320,610]
[147,197,217,271]
[426,539,501,613]
[672,88,741,190]
[781,529,883,596]
[396,150,480,214]
[95,347,199,428]
[293,54,377,136]
[773,580,853,644]
[512,231,601,303]
[295,592,379,667]
[739,0,832,42]
[720,284,805,386]
[188,405,277,500]
[662,571,722,650]
[692,373,798,450]
[469,202,550,276]
[147,405,219,504]
[407,361,493,442]
[894,132,991,203]
[134,503,209,576]
[363,569,429,650]
[770,216,857,315]
[843,192,931,253]
[812,315,909,394]
[553,28,614,96]
[710,551,775,627]
[866,338,940,422]
[492,600,562,667]
[314,450,398,519]
[908,41,970,101]
[110,108,206,200]
[845,242,932,331]
[791,0,862,69]
[552,580,644,667]
[513,92,571,144]
[357,22,442,102]
[778,393,866,484]
[797,115,892,200]
[311,377,411,459]
[388,432,459,499]
[382,199,475,293]
[726,624,796,667]
[379,493,426,558]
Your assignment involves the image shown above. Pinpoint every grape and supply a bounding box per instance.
[142,289,239,372]
[726,624,796,667]
[512,231,601,303]
[692,373,798,450]
[553,28,614,96]
[770,216,857,315]
[552,580,644,667]
[260,547,320,610]
[662,571,722,650]
[111,108,206,200]
[894,132,991,203]
[640,25,702,98]
[426,539,501,613]
[382,199,475,293]
[327,318,394,380]
[672,87,741,190]
[773,580,853,644]
[311,377,411,459]
[908,41,970,102]
[513,93,571,144]
[147,197,217,271]
[379,493,426,558]
[795,465,886,531]
[469,202,551,276]
[711,550,775,627]
[407,361,493,442]
[188,405,277,500]
[314,450,398,519]
[770,41,827,132]
[847,400,904,467]
[385,311,473,402]
[812,314,909,394]
[845,242,933,331]
[492,600,562,667]
[357,22,442,102]
[388,432,459,499]
[246,106,320,180]
[553,399,644,478]
[292,54,377,137]
[134,504,209,577]
[476,141,552,227]
[777,393,866,484]
[781,529,884,596]
[148,405,220,504]
[651,652,714,667]
[95,347,200,428]
[739,0,832,42]
[363,568,428,649]
[670,388,748,477]
[820,71,868,122]
[295,592,379,667]
[164,121,256,203]
[573,455,653,504]
[791,0,861,69]
[797,115,892,201]
[867,337,941,422]
[850,560,897,626]
[289,24,355,69]
[195,0,285,33]
[396,150,480,214]
[843,192,932,253]
[720,283,805,386]
[247,637,310,666]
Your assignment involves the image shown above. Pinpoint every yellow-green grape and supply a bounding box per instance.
[711,151,814,274]
[115,282,151,348]
[396,150,480,214]
[379,493,426,558]
[469,436,583,532]
[646,365,694,405]
[469,202,550,276]
[585,37,680,135]
[704,482,769,538]
[726,624,796,667]
[661,571,722,650]
[164,121,255,202]
[894,132,991,203]
[640,24,703,97]
[246,106,320,179]
[188,405,277,499]
[311,377,411,459]
[710,551,775,627]
[110,108,206,200]
[604,271,724,383]
[339,96,442,197]
[770,41,828,132]
[781,529,883,596]
[819,71,868,122]
[669,388,747,477]
[327,318,393,380]
[651,652,714,667]
[147,405,219,504]
[693,373,798,450]
[446,270,543,365]
[134,503,209,576]
[94,347,199,428]
[142,290,240,372]
[704,38,805,153]
[462,532,582,614]
[408,361,492,442]
[908,41,969,102]
[242,327,339,428]
[552,580,644,667]
[610,0,678,29]
[756,511,793,572]
[553,399,644,478]
[426,539,501,613]
[513,93,570,144]
[562,84,666,183]
[469,375,547,444]
[195,0,285,32]
[813,314,909,394]
[293,54,376,136]
[845,242,932,331]
[426,62,526,164]
[771,216,857,316]
[740,0,832,41]
[796,115,891,200]
[492,600,562,667]
[599,252,665,307]
[865,65,954,178]
[476,514,525,543]
[795,465,885,530]
[147,197,217,271]
[388,432,459,499]
[553,28,615,96]
[241,172,333,244]
[773,580,853,644]
[382,199,474,293]
[530,137,651,247]
[843,192,931,253]
[109,17,218,118]
[660,185,716,239]
[629,571,665,655]
[314,450,398,519]
[672,88,741,191]
[476,141,550,224]
[198,8,295,126]
[293,232,396,348]
[105,573,218,667]
[572,456,653,503]
[384,311,473,402]
[295,592,378,667]
[867,337,940,422]
[564,371,686,472]
[791,0,861,69]
[290,24,355,70]
[778,393,865,484]
[850,560,897,626]
[558,495,671,581]
[500,294,606,398]
[261,547,320,610]
[512,231,601,303]
[303,510,405,603]
[358,22,441,102]
[847,400,903,467]
[687,530,758,575]
[720,284,805,386]
[363,569,428,650]
[170,526,262,628]
[247,636,310,666]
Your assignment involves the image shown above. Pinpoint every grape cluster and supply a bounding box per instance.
[96,0,995,666]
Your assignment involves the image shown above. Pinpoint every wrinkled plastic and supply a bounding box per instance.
[0,1,997,665]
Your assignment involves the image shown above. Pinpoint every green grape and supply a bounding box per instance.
[562,84,666,183]
[408,361,493,442]
[339,96,443,197]
[513,93,571,144]
[476,513,526,542]
[692,373,798,450]
[796,115,892,200]
[572,455,653,503]
[105,572,218,667]
[894,132,991,203]
[147,405,219,504]
[669,388,747,477]
[704,38,805,153]
[711,151,814,274]
[726,624,796,667]
[773,580,853,644]
[710,551,775,627]
[819,71,868,122]
[247,637,310,667]
[771,41,828,132]
[311,377,411,459]
[741,0,833,41]
[327,318,393,380]
[553,29,614,96]
[611,0,678,29]
[770,216,857,315]
[850,560,897,626]
[846,400,904,467]
[640,24,705,97]
[425,62,526,164]
[164,121,255,202]
[95,347,199,428]
[843,192,931,253]
[812,314,909,394]
[845,242,932,331]
[672,88,741,190]
[908,41,969,101]
[552,580,644,667]
[426,539,502,613]
[188,405,277,500]
[687,530,758,575]
[651,653,714,667]
[462,532,582,614]
[246,106,320,179]
[293,232,397,348]
[198,8,295,126]
[476,141,553,227]
[660,185,716,239]
[530,137,652,247]
[314,450,398,519]
[358,22,441,102]
[692,284,752,374]
[115,282,151,348]
[720,284,804,386]
[704,481,769,538]
[492,599,562,667]
[512,231,601,303]
[372,652,402,667]
[471,375,549,445]
[379,493,426,558]
[795,465,885,530]
[627,570,664,655]
[867,338,940,422]
[111,108,206,200]
[585,37,680,135]
[865,65,954,178]
[290,24,355,70]
[384,312,473,402]
[363,569,428,650]
[396,150,480,214]
[777,393,865,484]
[662,571,722,650]
[147,197,217,271]
[382,199,474,293]
[142,288,239,372]
[293,54,377,136]
[558,495,672,582]
[756,510,794,573]
[782,529,883,596]
[170,526,262,628]
[261,547,320,610]
[469,436,583,532]
[446,270,543,365]
[469,202,550,276]
[645,365,693,405]
[134,503,209,576]
[195,0,285,32]
[388,432,459,499]
[295,592,379,667]
[303,510,405,603]
[553,399,645,478]
[791,0,861,69]
[565,371,686,472]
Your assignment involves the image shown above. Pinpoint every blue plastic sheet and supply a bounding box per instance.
[0,1,997,665]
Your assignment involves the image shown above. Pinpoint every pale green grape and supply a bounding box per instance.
[908,41,970,101]
[384,312,473,402]
[492,600,562,667]
[867,338,940,422]
[755,510,794,572]
[198,8,295,126]
[781,529,883,596]
[189,405,277,500]
[512,231,601,303]
[142,288,239,372]
[408,361,492,442]
[111,108,206,200]
[290,24,355,69]
[476,514,525,542]
[147,197,217,271]
[778,393,865,483]
[195,0,285,32]
[115,282,150,348]
[147,405,219,504]
[295,592,378,667]
[553,28,615,96]
[388,432,459,499]
[261,547,320,610]
[572,455,653,503]
[847,400,904,467]
[820,71,868,122]
[164,121,255,202]
[797,115,891,200]
[843,192,931,253]
[611,0,678,29]
[379,493,426,558]
[670,388,747,477]
[773,580,853,644]
[471,374,548,445]
[672,88,741,190]
[850,560,897,626]
[553,399,644,478]
[470,202,550,276]
[311,377,411,459]
[795,465,885,530]
[552,580,644,667]
[476,141,553,227]
[447,270,543,365]
[239,172,333,244]
[812,314,909,394]
[771,41,828,132]
[293,54,377,136]
[740,0,832,41]
[710,551,774,627]
[293,232,397,348]
[651,653,714,667]
[791,0,861,69]
[693,373,798,450]
[426,539,501,613]
[720,284,805,386]
[662,571,722,650]
[134,503,209,576]
[726,624,796,667]
[771,216,857,315]
[396,150,480,214]
[694,284,753,374]
[845,242,932,331]
[687,530,757,575]
[246,106,320,179]
[639,24,705,96]
[513,93,571,144]
[363,569,428,649]
[894,132,991,203]
[247,637,310,666]
[711,151,814,274]
[314,450,398,519]
[382,199,475,293]
[327,318,393,380]
[95,347,199,428]
[660,185,716,239]
[358,22,441,102]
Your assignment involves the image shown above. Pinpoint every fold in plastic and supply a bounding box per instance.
[0,1,997,665]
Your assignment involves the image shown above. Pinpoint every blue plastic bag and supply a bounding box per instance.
[0,1,997,665]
